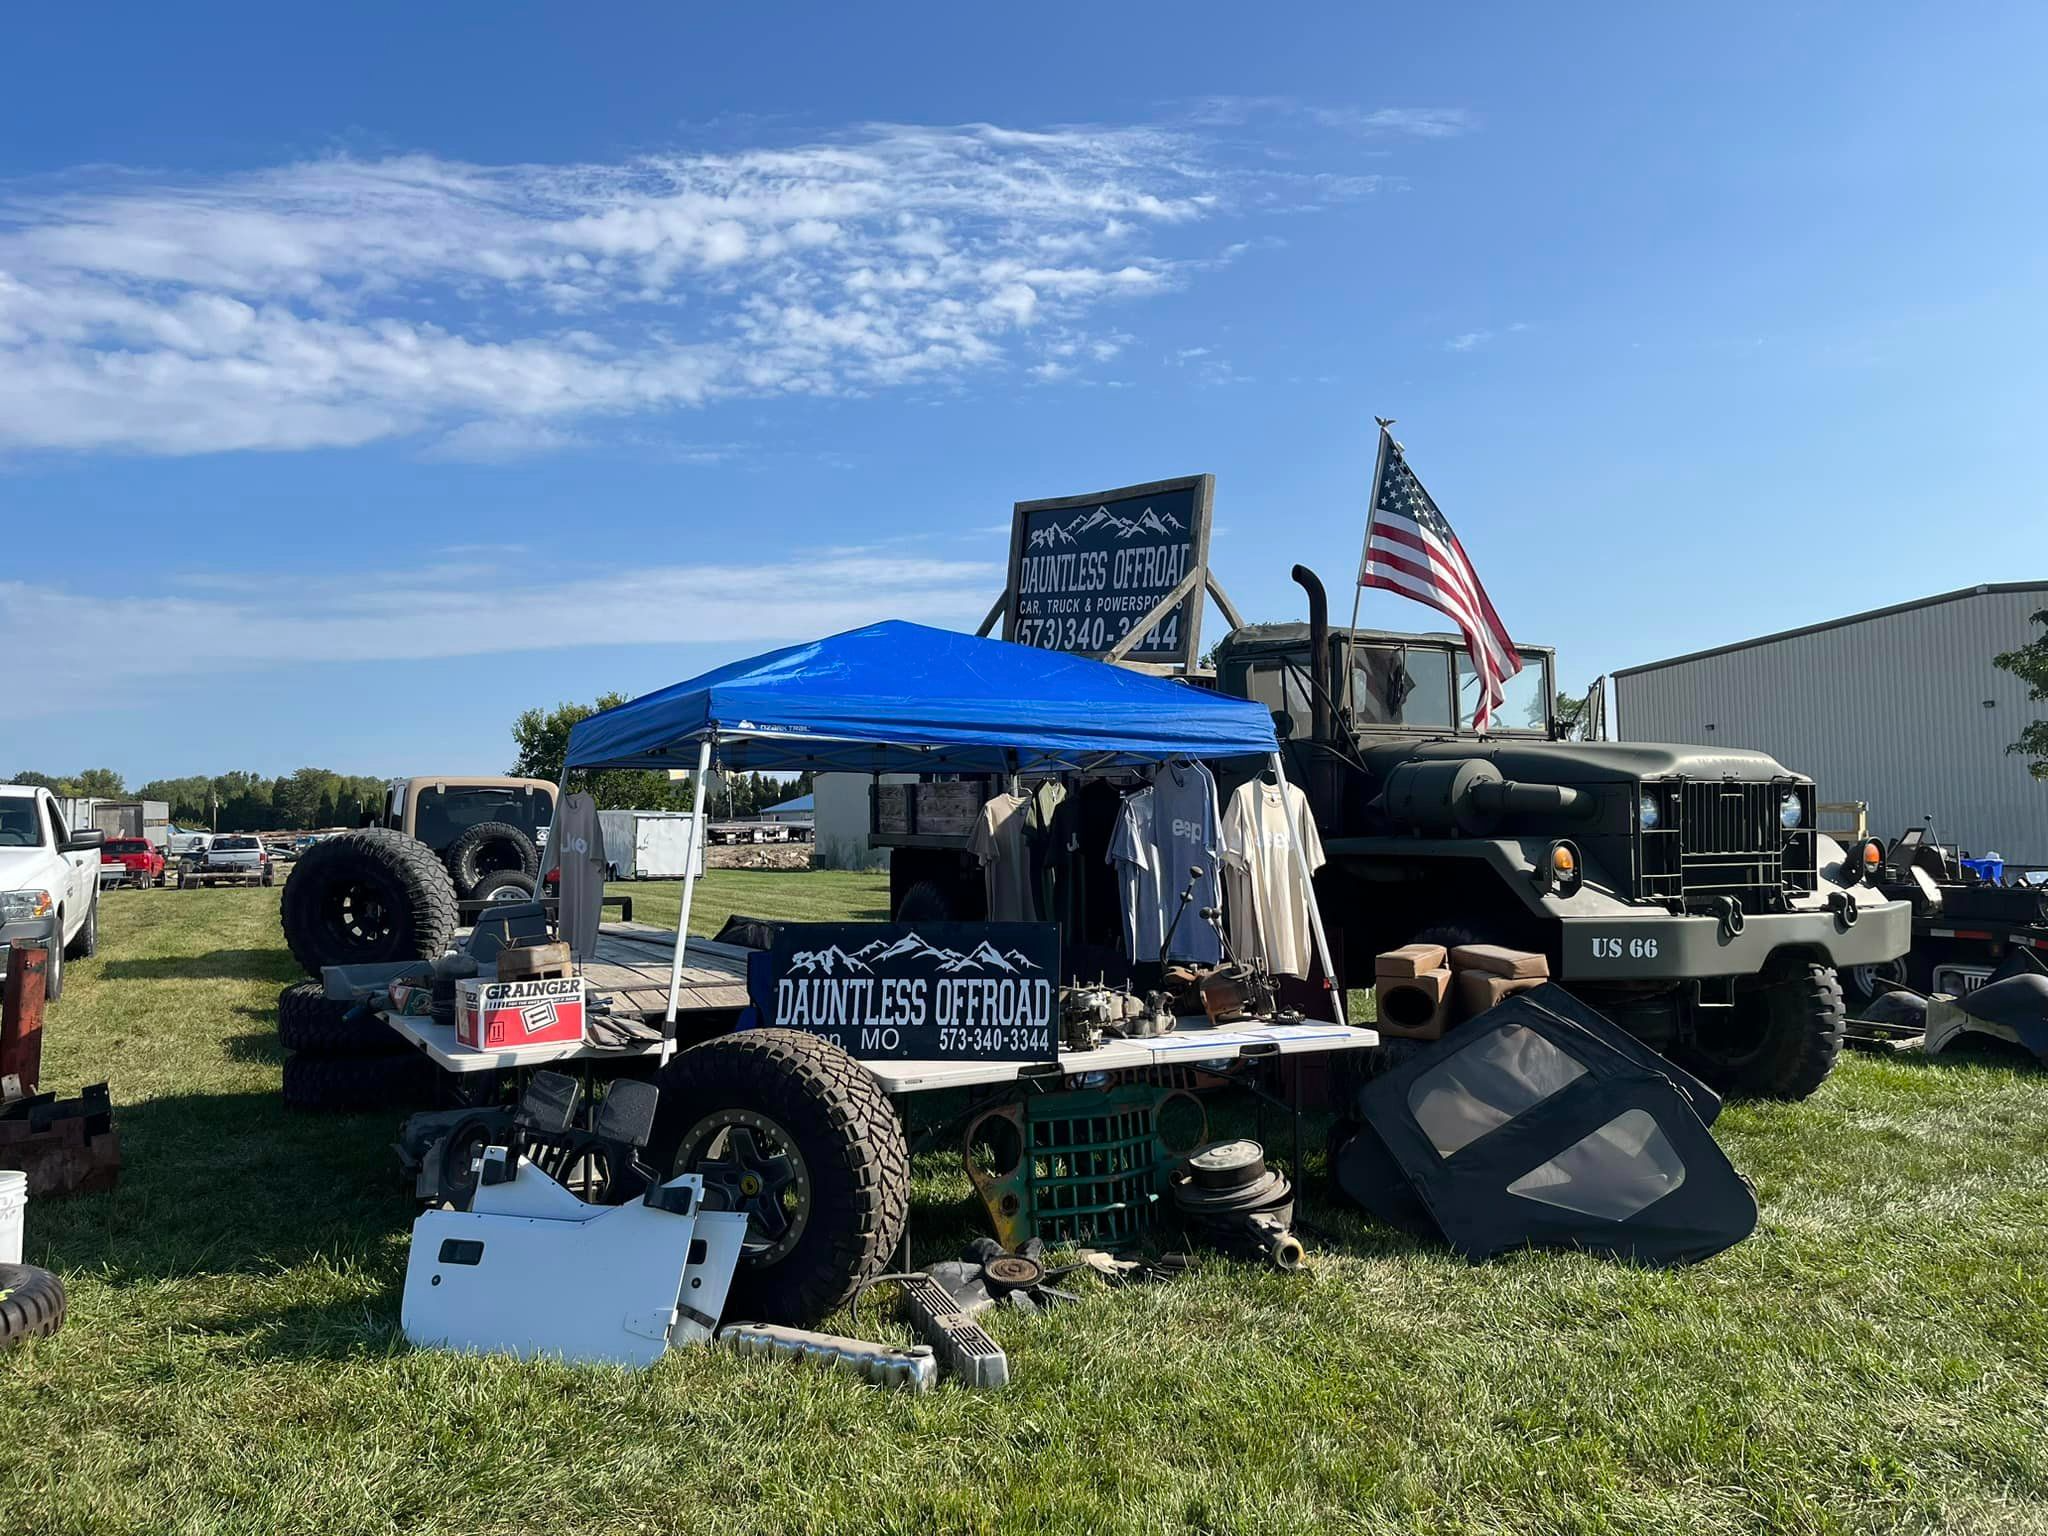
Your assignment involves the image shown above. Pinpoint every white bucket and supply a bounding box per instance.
[0,1169,26,1265]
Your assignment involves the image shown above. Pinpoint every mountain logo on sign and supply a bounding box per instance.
[789,932,1040,976]
[1027,504,1186,550]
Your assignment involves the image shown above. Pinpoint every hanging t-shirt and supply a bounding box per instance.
[1219,778,1326,978]
[1107,764,1223,964]
[555,791,608,963]
[969,792,1037,921]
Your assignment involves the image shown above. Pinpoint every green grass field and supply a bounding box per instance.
[5,878,2047,1535]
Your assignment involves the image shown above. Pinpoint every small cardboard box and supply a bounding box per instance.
[497,942,571,983]
[1375,967,1453,1040]
[386,981,436,1018]
[455,976,586,1051]
[1375,943,1448,980]
[1454,970,1546,1020]
[1449,944,1549,980]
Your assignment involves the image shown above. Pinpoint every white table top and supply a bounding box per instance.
[381,1009,1379,1092]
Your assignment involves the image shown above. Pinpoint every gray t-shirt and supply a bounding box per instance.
[969,792,1037,922]
[1107,764,1222,964]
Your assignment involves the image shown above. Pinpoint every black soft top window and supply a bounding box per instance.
[413,786,546,847]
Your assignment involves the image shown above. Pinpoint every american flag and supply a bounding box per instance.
[1358,433,1524,731]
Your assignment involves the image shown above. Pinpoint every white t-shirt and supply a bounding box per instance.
[969,792,1037,922]
[1219,779,1326,978]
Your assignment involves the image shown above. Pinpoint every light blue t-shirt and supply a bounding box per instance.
[1108,763,1222,965]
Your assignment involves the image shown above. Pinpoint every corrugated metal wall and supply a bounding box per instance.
[1616,586,2048,862]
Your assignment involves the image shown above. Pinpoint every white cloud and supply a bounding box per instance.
[0,120,1347,456]
[1446,330,1493,352]
[1310,106,1477,139]
[0,549,1004,713]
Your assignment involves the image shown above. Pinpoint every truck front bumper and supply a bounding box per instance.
[0,915,61,982]
[1559,898,1912,982]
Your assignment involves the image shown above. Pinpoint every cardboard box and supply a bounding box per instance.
[1448,944,1549,980]
[1375,967,1453,1040]
[455,976,586,1051]
[386,981,436,1018]
[497,942,571,983]
[1454,970,1546,1020]
[1375,943,1448,980]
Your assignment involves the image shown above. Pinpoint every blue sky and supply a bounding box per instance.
[5,3,2045,784]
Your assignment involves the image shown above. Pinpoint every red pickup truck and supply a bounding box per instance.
[100,837,167,889]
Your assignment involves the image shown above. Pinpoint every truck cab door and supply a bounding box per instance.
[45,798,97,921]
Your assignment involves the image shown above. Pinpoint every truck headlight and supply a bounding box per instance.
[1639,794,1660,830]
[1780,792,1804,829]
[1,889,54,922]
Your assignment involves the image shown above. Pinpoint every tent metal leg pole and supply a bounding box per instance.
[1270,753,1345,1026]
[661,737,716,1065]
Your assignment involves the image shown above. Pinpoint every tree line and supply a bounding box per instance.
[509,697,811,817]
[7,768,390,833]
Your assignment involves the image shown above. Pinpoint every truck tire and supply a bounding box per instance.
[0,1263,66,1349]
[470,871,536,906]
[445,822,540,900]
[280,829,459,978]
[649,1028,909,1328]
[63,895,97,962]
[893,880,954,923]
[276,981,399,1057]
[282,1050,437,1113]
[1685,959,1844,1101]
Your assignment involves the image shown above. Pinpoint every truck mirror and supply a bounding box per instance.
[61,829,106,853]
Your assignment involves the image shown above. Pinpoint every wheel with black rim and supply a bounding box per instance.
[279,829,459,977]
[649,1028,909,1327]
[1680,958,1843,1101]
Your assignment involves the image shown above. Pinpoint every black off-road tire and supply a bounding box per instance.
[0,1263,67,1349]
[63,895,98,962]
[276,981,400,1057]
[279,829,459,978]
[649,1028,909,1328]
[893,879,954,923]
[281,1050,437,1113]
[445,822,541,900]
[1684,960,1844,1101]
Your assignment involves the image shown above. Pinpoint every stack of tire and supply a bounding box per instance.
[441,820,543,908]
[276,827,463,1113]
[0,1263,65,1352]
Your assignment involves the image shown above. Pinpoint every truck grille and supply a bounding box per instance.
[1638,780,1817,913]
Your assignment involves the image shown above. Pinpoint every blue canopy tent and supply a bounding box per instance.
[560,621,1338,1036]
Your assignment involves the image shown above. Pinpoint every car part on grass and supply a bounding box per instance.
[718,1322,939,1392]
[859,1238,1087,1390]
[1921,969,2048,1065]
[1169,1139,1305,1271]
[279,829,459,977]
[964,1081,1208,1249]
[1333,984,1756,1267]
[403,1149,748,1369]
[281,1050,438,1114]
[276,981,402,1057]
[0,1083,120,1198]
[400,1106,513,1205]
[648,1028,909,1328]
[444,820,541,901]
[0,1262,66,1349]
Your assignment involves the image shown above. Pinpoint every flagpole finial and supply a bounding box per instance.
[1374,416,1395,431]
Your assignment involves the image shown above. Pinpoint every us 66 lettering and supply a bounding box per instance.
[1590,935,1659,960]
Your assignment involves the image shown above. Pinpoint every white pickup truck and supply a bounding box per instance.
[0,783,104,1004]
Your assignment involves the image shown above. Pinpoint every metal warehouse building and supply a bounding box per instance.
[1615,582,2048,863]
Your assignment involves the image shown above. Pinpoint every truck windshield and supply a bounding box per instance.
[0,802,39,847]
[1346,646,1454,730]
[413,787,547,847]
[214,837,259,851]
[1455,651,1552,732]
[105,840,148,855]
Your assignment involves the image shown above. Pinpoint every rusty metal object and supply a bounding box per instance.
[1,940,49,1099]
[0,1083,121,1199]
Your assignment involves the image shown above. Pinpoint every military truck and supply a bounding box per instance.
[1211,569,1911,1099]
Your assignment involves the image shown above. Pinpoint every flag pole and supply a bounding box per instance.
[1344,418,1397,721]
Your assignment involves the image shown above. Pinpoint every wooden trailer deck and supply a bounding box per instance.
[579,923,752,1018]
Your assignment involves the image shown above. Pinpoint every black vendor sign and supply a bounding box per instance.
[752,923,1060,1062]
[1004,474,1214,671]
